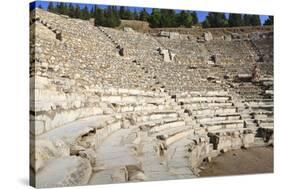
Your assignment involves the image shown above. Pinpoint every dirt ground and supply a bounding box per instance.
[199,147,273,177]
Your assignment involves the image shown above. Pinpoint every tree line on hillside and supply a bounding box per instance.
[44,2,273,28]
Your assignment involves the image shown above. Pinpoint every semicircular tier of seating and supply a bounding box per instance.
[30,9,273,188]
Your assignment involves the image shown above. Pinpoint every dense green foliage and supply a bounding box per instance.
[264,16,273,26]
[228,13,243,27]
[202,13,228,28]
[202,12,263,28]
[45,2,269,28]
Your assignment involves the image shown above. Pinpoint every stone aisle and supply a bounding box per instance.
[89,127,139,184]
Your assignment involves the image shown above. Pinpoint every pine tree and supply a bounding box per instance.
[47,2,55,12]
[90,5,95,18]
[148,8,161,28]
[74,4,81,18]
[264,16,273,26]
[139,8,149,21]
[68,3,75,18]
[81,6,90,20]
[159,9,176,27]
[202,19,211,28]
[101,6,121,27]
[191,11,198,25]
[176,11,193,27]
[133,9,139,20]
[250,15,261,26]
[94,6,105,26]
[203,12,228,28]
[119,6,126,19]
[228,13,243,27]
[122,7,133,20]
[243,14,251,26]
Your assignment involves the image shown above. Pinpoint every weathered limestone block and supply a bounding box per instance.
[79,149,96,166]
[162,49,171,62]
[31,139,70,172]
[231,33,241,40]
[186,137,211,168]
[121,118,131,129]
[159,31,170,38]
[169,32,180,39]
[101,95,121,103]
[242,132,255,148]
[236,73,252,82]
[126,164,146,181]
[94,121,121,147]
[123,27,134,32]
[35,106,103,132]
[36,156,92,188]
[121,96,138,103]
[203,32,213,41]
[224,35,232,41]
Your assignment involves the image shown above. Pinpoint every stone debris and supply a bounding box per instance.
[30,8,273,187]
[158,47,176,62]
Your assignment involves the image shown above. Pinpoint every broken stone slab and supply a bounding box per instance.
[224,35,232,41]
[261,81,273,87]
[161,49,171,62]
[79,148,96,166]
[207,76,220,81]
[169,32,180,39]
[90,167,127,184]
[265,90,273,96]
[159,31,170,38]
[36,156,92,188]
[203,32,213,41]
[236,73,252,82]
[126,164,146,181]
[123,27,134,32]
[31,139,70,172]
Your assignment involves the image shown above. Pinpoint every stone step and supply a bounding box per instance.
[176,90,229,97]
[195,114,241,124]
[38,115,120,148]
[207,127,249,134]
[258,122,273,129]
[148,120,188,134]
[36,156,92,188]
[90,127,141,184]
[249,104,273,110]
[182,102,233,110]
[202,119,244,132]
[192,107,237,116]
[156,127,194,146]
[258,118,274,123]
[177,96,231,104]
[140,140,182,181]
[251,137,269,147]
[101,95,168,105]
[116,104,180,113]
[136,111,179,123]
[137,117,180,128]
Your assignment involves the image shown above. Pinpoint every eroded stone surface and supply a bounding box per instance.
[30,8,273,187]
